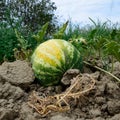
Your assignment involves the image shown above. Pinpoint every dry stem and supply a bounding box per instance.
[28,73,95,116]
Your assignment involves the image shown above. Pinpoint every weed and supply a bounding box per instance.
[53,21,69,39]
[32,22,49,44]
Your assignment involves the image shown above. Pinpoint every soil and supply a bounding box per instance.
[0,60,120,120]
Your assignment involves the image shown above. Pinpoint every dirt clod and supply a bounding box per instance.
[89,109,101,117]
[0,61,120,120]
[0,82,24,100]
[0,108,18,120]
[108,113,120,120]
[107,100,120,115]
[61,69,80,85]
[50,114,75,120]
[0,60,35,87]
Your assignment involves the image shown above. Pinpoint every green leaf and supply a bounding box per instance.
[15,29,28,50]
[33,22,49,43]
[89,17,97,27]
[89,29,97,39]
[105,41,120,61]
[53,21,69,39]
[110,29,117,39]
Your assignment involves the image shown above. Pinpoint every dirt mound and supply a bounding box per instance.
[0,60,120,120]
[0,60,35,87]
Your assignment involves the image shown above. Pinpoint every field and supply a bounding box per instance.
[0,20,120,120]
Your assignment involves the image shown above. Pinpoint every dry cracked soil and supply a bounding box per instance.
[0,60,120,120]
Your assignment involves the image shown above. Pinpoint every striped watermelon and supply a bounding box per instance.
[31,39,81,86]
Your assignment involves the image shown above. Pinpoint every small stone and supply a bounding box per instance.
[13,87,24,100]
[8,99,14,103]
[107,100,120,115]
[0,99,7,106]
[50,114,75,120]
[106,82,120,98]
[95,83,106,96]
[112,62,120,71]
[94,117,105,120]
[89,109,101,117]
[108,113,120,120]
[47,86,54,91]
[0,108,18,120]
[76,118,85,120]
[55,85,62,93]
[61,69,80,85]
[20,103,37,120]
[101,104,107,111]
[91,71,100,80]
[95,97,106,104]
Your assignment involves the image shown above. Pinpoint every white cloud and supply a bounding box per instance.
[52,0,120,24]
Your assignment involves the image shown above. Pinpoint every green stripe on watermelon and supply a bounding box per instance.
[32,59,63,75]
[31,39,81,86]
[35,74,60,86]
[56,40,75,70]
[71,47,81,68]
[53,40,67,71]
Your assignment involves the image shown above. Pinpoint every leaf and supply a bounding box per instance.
[53,21,69,39]
[89,17,97,27]
[89,29,97,39]
[110,29,117,39]
[14,29,28,50]
[14,29,32,60]
[105,41,120,61]
[33,22,49,43]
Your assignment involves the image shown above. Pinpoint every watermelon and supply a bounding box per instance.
[31,39,81,86]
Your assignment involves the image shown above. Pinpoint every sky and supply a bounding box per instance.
[52,0,120,25]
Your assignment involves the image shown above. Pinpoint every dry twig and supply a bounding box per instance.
[28,73,95,116]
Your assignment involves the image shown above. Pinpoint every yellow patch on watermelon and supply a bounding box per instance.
[35,50,57,66]
[34,40,66,67]
[42,41,62,59]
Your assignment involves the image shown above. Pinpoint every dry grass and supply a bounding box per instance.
[28,73,95,117]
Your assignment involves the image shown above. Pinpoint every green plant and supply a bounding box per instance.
[62,21,82,40]
[32,21,69,45]
[14,29,32,60]
[0,23,18,63]
[53,21,69,39]
[62,19,120,72]
[87,18,112,59]
[32,22,49,44]
[13,21,69,61]
[104,40,120,72]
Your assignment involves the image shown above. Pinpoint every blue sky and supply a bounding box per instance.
[52,0,120,25]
